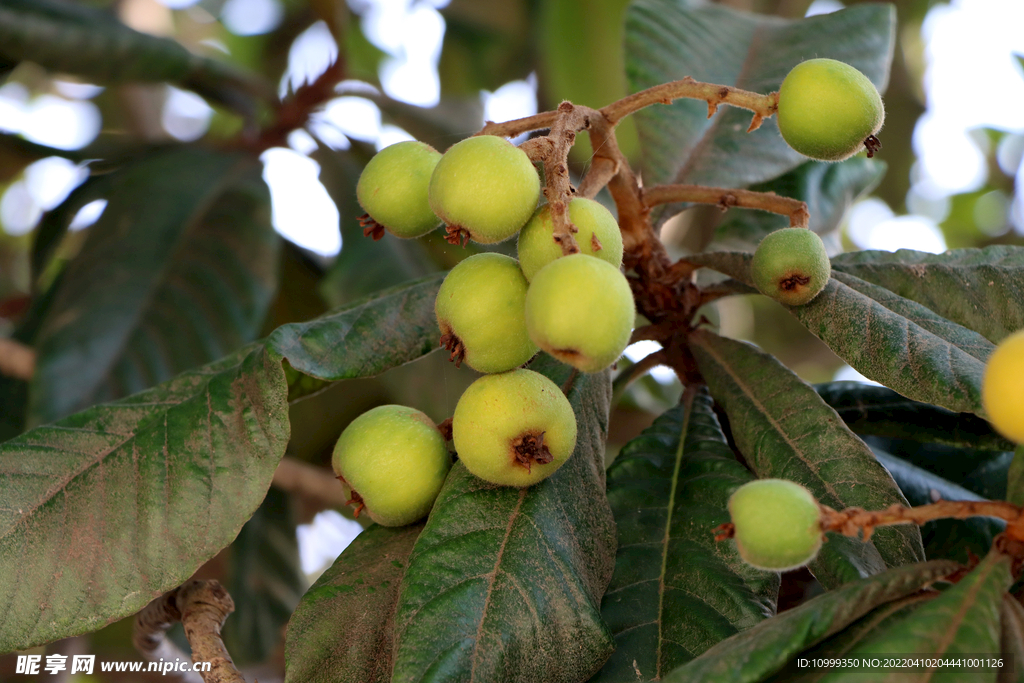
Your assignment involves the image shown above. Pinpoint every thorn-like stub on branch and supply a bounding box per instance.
[706,101,719,118]
[746,113,765,133]
[717,193,738,212]
[864,135,882,158]
[358,213,386,241]
[511,431,553,472]
[591,233,603,251]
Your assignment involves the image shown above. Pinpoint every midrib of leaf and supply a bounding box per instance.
[469,488,527,683]
[930,555,1001,661]
[693,334,844,502]
[656,388,692,679]
[671,18,767,186]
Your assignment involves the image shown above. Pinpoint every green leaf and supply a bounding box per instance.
[689,330,923,589]
[222,485,304,665]
[391,357,617,683]
[815,382,1014,452]
[624,1,894,217]
[28,148,279,427]
[765,593,936,682]
[0,0,267,111]
[662,560,959,683]
[711,158,885,252]
[689,252,992,415]
[270,272,444,387]
[820,550,1012,683]
[871,448,1003,565]
[831,246,1024,344]
[593,387,778,682]
[284,523,423,683]
[0,344,290,653]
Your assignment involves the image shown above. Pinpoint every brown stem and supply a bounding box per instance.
[821,500,1024,543]
[248,58,347,152]
[133,580,243,683]
[480,111,559,139]
[577,155,619,199]
[272,457,349,510]
[644,184,810,228]
[623,349,669,385]
[601,78,778,132]
[0,337,34,380]
[540,102,591,255]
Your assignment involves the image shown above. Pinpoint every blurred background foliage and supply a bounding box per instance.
[0,0,1021,677]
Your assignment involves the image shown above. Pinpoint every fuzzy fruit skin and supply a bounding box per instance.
[453,369,577,487]
[525,254,635,373]
[777,58,885,162]
[429,135,541,244]
[356,141,442,238]
[517,198,624,281]
[982,329,1024,444]
[751,228,831,306]
[728,479,823,571]
[435,253,537,373]
[331,405,451,527]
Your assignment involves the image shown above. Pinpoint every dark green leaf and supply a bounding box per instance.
[284,523,423,683]
[0,0,268,111]
[689,252,992,415]
[31,174,110,285]
[690,330,923,589]
[29,148,279,426]
[815,382,1014,452]
[821,550,1012,682]
[593,387,778,682]
[765,593,936,682]
[391,357,617,683]
[270,272,444,387]
[624,1,894,221]
[222,486,304,665]
[0,344,290,653]
[831,246,1024,344]
[711,158,885,252]
[871,448,1003,565]
[662,560,959,683]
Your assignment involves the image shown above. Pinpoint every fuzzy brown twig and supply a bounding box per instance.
[643,184,810,228]
[601,78,778,132]
[820,500,1024,544]
[133,580,243,683]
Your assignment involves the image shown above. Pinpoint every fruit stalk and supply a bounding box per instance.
[643,184,810,228]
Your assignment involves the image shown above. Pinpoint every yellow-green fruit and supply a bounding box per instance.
[525,254,635,373]
[453,369,577,487]
[435,253,538,373]
[356,141,442,238]
[331,405,451,526]
[982,329,1024,444]
[777,58,885,162]
[728,479,823,571]
[517,198,624,281]
[751,228,831,306]
[429,135,541,245]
